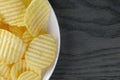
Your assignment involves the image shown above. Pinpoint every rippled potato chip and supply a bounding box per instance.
[0,61,6,66]
[0,76,5,80]
[0,22,9,31]
[9,26,26,38]
[24,0,50,37]
[0,0,26,26]
[11,60,29,80]
[7,75,12,80]
[21,0,32,7]
[0,29,26,64]
[0,14,3,22]
[22,31,34,44]
[26,34,56,72]
[0,15,9,31]
[18,71,40,80]
[0,64,10,79]
[34,76,42,80]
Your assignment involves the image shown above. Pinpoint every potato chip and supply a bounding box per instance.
[9,26,26,38]
[0,0,26,26]
[11,60,29,80]
[0,16,10,31]
[21,0,32,7]
[22,31,34,44]
[0,14,3,22]
[0,64,10,79]
[0,14,9,30]
[24,0,50,37]
[0,76,5,80]
[0,61,6,66]
[26,34,56,72]
[7,77,11,80]
[34,76,42,80]
[0,29,26,64]
[0,22,9,31]
[17,71,39,80]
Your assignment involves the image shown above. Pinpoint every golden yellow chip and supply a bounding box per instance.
[9,26,26,38]
[22,31,34,44]
[34,76,42,80]
[11,60,29,80]
[0,0,26,26]
[0,76,5,80]
[26,34,56,71]
[7,75,12,80]
[0,14,3,22]
[0,29,26,64]
[0,22,9,31]
[17,71,39,80]
[0,61,6,66]
[0,14,9,31]
[0,64,10,79]
[0,15,9,31]
[21,0,32,7]
[24,0,50,37]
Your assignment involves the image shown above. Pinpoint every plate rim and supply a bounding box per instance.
[43,2,61,80]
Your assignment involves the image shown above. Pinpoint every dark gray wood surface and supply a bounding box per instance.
[49,0,120,80]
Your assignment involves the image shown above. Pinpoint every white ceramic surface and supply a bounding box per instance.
[43,3,60,80]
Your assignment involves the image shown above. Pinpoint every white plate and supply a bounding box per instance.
[43,3,60,80]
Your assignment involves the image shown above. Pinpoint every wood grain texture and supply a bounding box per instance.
[49,0,120,80]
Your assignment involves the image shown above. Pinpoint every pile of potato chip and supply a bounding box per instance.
[0,0,57,80]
